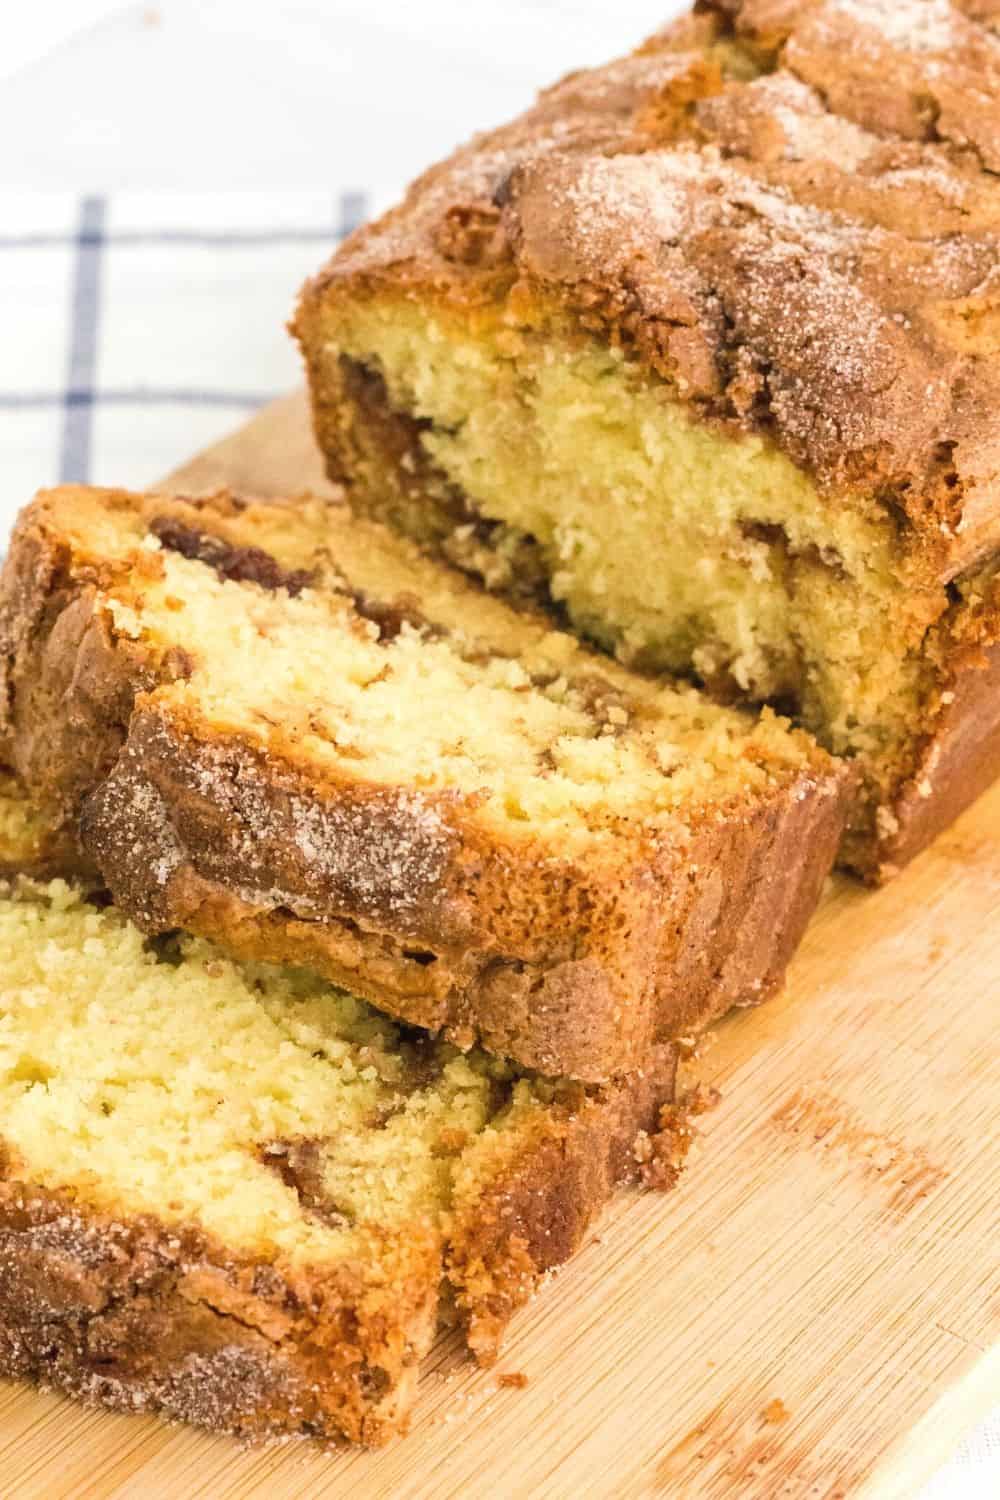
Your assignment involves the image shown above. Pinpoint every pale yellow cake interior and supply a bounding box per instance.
[324,302,942,832]
[41,489,826,856]
[0,878,562,1267]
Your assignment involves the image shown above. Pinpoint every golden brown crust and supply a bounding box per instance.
[0,487,847,1082]
[873,639,1000,877]
[447,1044,682,1362]
[77,703,843,1078]
[0,1170,437,1446]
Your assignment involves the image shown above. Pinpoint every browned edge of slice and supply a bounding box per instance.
[446,1041,684,1363]
[79,699,845,1081]
[0,1166,438,1447]
[873,638,1000,879]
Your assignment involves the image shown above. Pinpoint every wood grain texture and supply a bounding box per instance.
[0,394,996,1499]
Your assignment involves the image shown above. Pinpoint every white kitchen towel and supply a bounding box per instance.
[0,191,393,515]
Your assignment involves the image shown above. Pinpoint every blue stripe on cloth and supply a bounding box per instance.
[0,198,370,251]
[1,390,275,409]
[59,197,105,484]
[0,229,346,249]
[338,190,367,239]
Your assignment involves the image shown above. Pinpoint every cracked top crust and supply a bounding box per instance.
[300,0,1000,568]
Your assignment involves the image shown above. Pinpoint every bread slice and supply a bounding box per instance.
[0,867,683,1445]
[0,485,847,1082]
[293,0,1000,881]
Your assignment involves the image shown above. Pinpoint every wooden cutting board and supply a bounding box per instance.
[1,393,997,1499]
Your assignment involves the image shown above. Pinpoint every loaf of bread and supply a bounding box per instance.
[294,0,1000,880]
[0,869,683,1445]
[0,485,846,1082]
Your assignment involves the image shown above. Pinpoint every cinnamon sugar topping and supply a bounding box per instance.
[307,0,1000,500]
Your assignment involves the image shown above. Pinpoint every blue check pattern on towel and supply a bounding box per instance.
[1,191,373,535]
